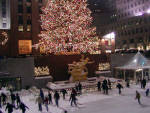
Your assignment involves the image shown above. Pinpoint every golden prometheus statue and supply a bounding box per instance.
[68,55,94,82]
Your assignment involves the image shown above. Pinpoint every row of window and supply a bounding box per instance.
[117,0,148,4]
[18,15,31,24]
[18,0,42,3]
[117,0,149,11]
[18,25,31,32]
[18,5,31,14]
[122,37,150,45]
[118,27,149,37]
[1,0,6,18]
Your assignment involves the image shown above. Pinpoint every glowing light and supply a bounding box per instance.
[135,12,143,16]
[133,59,137,63]
[35,0,99,54]
[147,9,150,14]
[103,32,115,39]
[34,66,50,76]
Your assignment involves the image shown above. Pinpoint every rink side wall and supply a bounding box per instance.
[0,54,110,89]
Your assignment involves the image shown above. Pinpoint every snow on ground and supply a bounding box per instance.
[1,82,150,113]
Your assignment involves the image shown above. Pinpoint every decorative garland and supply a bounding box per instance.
[0,31,8,45]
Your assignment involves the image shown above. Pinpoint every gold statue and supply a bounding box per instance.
[68,55,94,82]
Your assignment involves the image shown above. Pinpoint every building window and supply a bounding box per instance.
[2,8,6,18]
[18,40,32,54]
[18,16,23,24]
[39,0,42,3]
[2,23,7,28]
[2,0,6,6]
[18,25,24,32]
[2,0,6,18]
[18,5,23,13]
[27,25,31,31]
[130,39,134,43]
[26,0,31,2]
[26,6,31,13]
[27,18,31,25]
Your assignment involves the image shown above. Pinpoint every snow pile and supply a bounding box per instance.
[0,87,10,95]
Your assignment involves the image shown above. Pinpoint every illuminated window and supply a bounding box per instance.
[27,25,31,31]
[18,25,24,31]
[18,40,32,54]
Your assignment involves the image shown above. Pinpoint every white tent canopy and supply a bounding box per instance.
[115,52,150,70]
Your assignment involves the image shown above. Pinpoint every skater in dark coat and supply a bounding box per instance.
[97,81,101,91]
[44,96,49,112]
[116,83,123,94]
[103,79,108,86]
[1,93,7,105]
[105,85,109,95]
[36,96,43,111]
[48,91,53,104]
[40,89,44,103]
[61,89,67,100]
[108,79,111,90]
[125,79,130,88]
[5,103,16,113]
[16,93,21,107]
[102,82,106,94]
[75,84,78,93]
[10,92,16,105]
[70,90,77,106]
[18,102,29,113]
[146,88,149,96]
[0,95,1,108]
[54,91,60,107]
[0,109,2,113]
[142,79,146,89]
[135,90,141,104]
[78,82,82,95]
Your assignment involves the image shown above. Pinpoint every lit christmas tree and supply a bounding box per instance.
[37,0,99,54]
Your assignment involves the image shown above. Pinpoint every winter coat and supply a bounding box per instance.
[36,96,43,104]
[54,92,60,100]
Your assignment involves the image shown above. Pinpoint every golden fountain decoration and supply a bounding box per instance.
[68,55,94,82]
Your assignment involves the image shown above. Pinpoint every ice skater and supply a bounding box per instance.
[36,96,43,112]
[0,95,1,108]
[108,79,111,90]
[1,93,7,105]
[40,89,44,103]
[61,89,67,100]
[116,83,123,95]
[48,91,53,104]
[44,96,49,112]
[5,103,16,113]
[146,88,149,96]
[70,89,77,107]
[18,102,29,113]
[135,90,141,104]
[16,93,21,107]
[10,92,16,105]
[78,82,82,95]
[97,81,101,91]
[54,91,60,107]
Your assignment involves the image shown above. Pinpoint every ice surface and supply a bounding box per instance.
[1,82,150,113]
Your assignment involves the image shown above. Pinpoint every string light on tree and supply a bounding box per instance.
[36,0,99,54]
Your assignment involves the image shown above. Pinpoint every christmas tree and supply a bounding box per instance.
[37,0,99,54]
